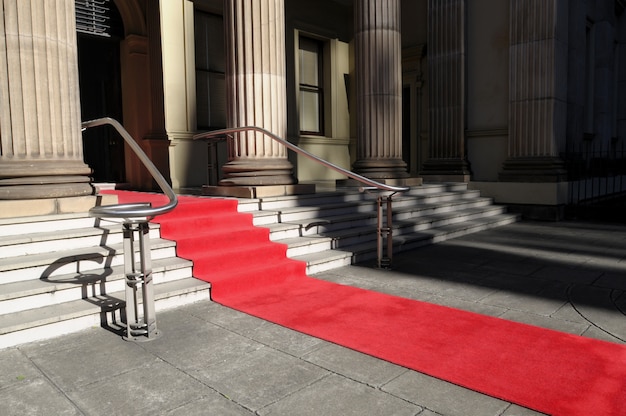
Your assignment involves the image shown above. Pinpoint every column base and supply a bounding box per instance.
[0,177,94,199]
[219,159,297,186]
[336,177,423,188]
[0,194,118,219]
[202,184,316,198]
[352,158,409,179]
[420,158,471,183]
[0,160,94,199]
[499,157,568,182]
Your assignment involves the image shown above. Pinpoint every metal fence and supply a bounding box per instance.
[562,141,626,206]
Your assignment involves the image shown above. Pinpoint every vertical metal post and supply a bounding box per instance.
[376,195,394,269]
[377,196,384,268]
[122,221,160,341]
[386,195,394,267]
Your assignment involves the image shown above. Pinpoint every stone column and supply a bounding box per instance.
[421,0,471,181]
[0,0,92,199]
[499,0,568,182]
[352,0,408,179]
[160,0,200,190]
[221,0,295,186]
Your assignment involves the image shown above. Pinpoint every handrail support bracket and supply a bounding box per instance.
[122,220,160,341]
[377,194,395,269]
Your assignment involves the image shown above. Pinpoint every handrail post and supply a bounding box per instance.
[81,117,177,342]
[122,220,160,341]
[377,194,395,269]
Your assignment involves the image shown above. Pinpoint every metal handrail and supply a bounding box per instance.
[81,117,178,219]
[193,126,410,194]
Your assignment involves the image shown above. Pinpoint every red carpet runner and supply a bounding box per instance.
[108,191,626,416]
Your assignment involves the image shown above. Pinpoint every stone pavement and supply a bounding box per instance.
[1,220,625,416]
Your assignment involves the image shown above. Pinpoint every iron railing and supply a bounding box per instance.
[82,117,178,219]
[194,126,411,268]
[562,140,626,205]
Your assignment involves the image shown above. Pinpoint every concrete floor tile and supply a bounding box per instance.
[382,371,509,416]
[302,343,407,388]
[426,295,508,318]
[140,316,264,371]
[497,310,590,336]
[480,290,567,317]
[164,392,254,416]
[0,378,81,416]
[258,373,421,416]
[22,331,155,392]
[0,348,41,390]
[501,404,549,415]
[198,347,329,412]
[530,266,602,284]
[67,359,209,415]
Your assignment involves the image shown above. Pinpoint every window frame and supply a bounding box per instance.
[297,34,326,136]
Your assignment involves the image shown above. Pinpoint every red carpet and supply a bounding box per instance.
[107,191,626,416]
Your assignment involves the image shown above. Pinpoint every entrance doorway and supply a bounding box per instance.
[77,9,125,183]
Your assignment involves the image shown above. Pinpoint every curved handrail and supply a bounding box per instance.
[194,126,410,194]
[81,117,178,219]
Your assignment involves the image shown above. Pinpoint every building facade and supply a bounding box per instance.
[0,0,624,219]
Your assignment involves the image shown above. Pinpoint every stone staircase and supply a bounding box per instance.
[238,183,519,274]
[0,214,211,349]
[0,182,517,349]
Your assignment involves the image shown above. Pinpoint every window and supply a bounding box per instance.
[75,0,121,38]
[299,36,324,135]
[195,11,226,130]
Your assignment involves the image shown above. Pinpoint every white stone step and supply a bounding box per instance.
[279,205,511,258]
[304,212,520,267]
[0,213,97,236]
[0,216,159,258]
[0,277,211,350]
[0,237,178,284]
[0,256,193,315]
[251,183,519,272]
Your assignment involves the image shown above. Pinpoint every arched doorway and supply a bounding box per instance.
[77,3,126,183]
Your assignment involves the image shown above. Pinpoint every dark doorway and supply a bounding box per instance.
[77,14,125,183]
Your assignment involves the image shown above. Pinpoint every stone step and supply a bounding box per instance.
[0,256,193,315]
[247,189,481,225]
[0,213,97,237]
[292,212,520,272]
[261,195,496,242]
[282,205,513,258]
[0,237,178,284]
[0,220,161,258]
[0,277,211,350]
[0,207,207,349]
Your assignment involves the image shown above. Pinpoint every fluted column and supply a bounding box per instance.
[0,0,92,199]
[221,0,295,186]
[352,0,408,179]
[500,0,568,182]
[421,0,470,180]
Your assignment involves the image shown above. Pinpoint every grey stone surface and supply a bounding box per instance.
[258,373,422,416]
[1,220,624,415]
[382,371,510,416]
